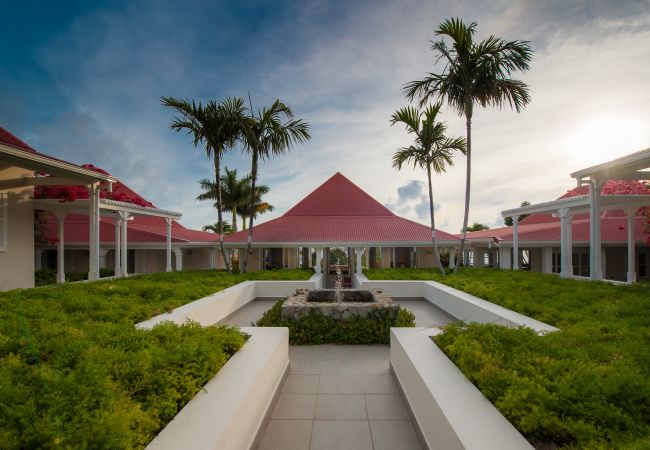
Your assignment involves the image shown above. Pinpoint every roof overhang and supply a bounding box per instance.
[0,143,116,186]
[34,198,182,220]
[570,148,650,184]
[224,240,460,248]
[502,194,650,218]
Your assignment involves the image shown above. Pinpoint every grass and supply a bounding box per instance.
[255,298,416,344]
[365,267,650,449]
[0,269,312,449]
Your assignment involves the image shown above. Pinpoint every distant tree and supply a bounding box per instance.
[162,96,246,273]
[203,221,233,235]
[504,201,531,226]
[404,18,533,272]
[239,99,311,273]
[391,101,466,275]
[466,222,490,232]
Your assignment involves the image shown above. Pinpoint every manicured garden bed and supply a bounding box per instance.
[0,269,311,449]
[256,298,415,344]
[365,268,650,449]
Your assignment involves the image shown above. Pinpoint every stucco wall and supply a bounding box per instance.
[416,247,435,268]
[0,166,35,290]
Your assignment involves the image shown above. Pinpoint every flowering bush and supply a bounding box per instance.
[34,164,153,207]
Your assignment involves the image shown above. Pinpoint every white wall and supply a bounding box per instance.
[0,166,35,290]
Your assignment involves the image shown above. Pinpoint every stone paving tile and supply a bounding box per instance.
[310,420,373,450]
[258,420,312,450]
[318,374,364,394]
[290,359,322,374]
[369,420,422,450]
[282,375,320,394]
[315,394,367,420]
[365,394,410,420]
[361,374,398,394]
[272,394,317,420]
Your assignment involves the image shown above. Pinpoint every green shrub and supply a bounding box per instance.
[366,267,650,449]
[35,268,116,286]
[256,299,415,344]
[0,269,311,448]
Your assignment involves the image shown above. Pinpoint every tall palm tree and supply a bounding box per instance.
[240,183,274,229]
[240,99,310,273]
[162,96,246,273]
[203,221,233,235]
[391,102,466,275]
[403,18,532,272]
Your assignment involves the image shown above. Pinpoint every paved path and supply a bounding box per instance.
[256,345,422,450]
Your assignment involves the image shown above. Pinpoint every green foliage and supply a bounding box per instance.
[0,269,311,448]
[256,299,415,344]
[465,222,489,232]
[35,268,115,286]
[365,267,650,449]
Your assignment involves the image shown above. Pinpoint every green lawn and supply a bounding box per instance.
[0,269,312,449]
[365,268,650,449]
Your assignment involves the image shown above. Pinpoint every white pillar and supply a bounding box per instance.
[174,248,183,271]
[499,246,511,269]
[355,248,363,274]
[55,211,66,284]
[209,249,216,270]
[512,215,520,270]
[119,211,129,277]
[542,247,553,274]
[559,208,570,278]
[165,218,172,272]
[449,250,456,268]
[99,249,109,270]
[315,248,323,275]
[391,247,396,268]
[624,207,637,283]
[114,217,121,277]
[589,178,603,280]
[88,183,100,281]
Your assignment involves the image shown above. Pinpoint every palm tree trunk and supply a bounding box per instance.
[427,165,445,275]
[232,208,238,233]
[215,154,232,273]
[455,114,472,273]
[241,215,247,230]
[241,151,258,273]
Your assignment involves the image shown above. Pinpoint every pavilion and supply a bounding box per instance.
[225,172,460,276]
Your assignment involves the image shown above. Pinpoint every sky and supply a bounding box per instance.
[1,0,650,232]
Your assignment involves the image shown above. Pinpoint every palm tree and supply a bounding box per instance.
[391,102,466,275]
[162,96,246,272]
[240,99,310,273]
[240,183,274,229]
[203,221,233,235]
[403,18,532,272]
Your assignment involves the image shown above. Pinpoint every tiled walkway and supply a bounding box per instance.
[256,345,422,450]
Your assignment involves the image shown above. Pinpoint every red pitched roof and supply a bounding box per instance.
[0,127,36,153]
[226,172,459,244]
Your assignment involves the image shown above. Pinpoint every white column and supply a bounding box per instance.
[174,248,183,271]
[209,249,216,270]
[165,218,172,272]
[589,178,603,280]
[55,211,67,284]
[315,248,323,275]
[499,246,511,269]
[88,183,100,281]
[542,247,553,274]
[624,207,637,283]
[559,207,570,278]
[449,249,456,268]
[119,211,129,277]
[512,215,520,270]
[99,249,109,270]
[114,217,121,277]
[391,247,396,268]
[355,248,363,274]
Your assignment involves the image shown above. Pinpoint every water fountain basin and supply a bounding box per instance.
[281,288,398,320]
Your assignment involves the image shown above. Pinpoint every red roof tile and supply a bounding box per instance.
[226,172,459,244]
[0,127,36,153]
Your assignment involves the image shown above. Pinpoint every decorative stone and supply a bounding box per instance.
[281,288,398,320]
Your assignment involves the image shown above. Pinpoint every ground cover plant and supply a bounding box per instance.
[365,267,650,449]
[0,269,311,449]
[256,298,415,344]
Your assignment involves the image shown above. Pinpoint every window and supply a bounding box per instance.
[0,193,7,252]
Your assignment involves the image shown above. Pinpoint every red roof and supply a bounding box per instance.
[39,168,219,244]
[465,180,650,244]
[0,127,36,153]
[226,172,459,244]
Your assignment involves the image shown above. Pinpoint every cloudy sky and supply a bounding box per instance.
[1,0,649,231]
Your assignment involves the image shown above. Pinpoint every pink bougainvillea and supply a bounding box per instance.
[34,164,153,208]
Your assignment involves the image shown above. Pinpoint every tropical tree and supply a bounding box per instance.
[391,102,466,275]
[403,18,532,272]
[239,99,311,273]
[466,222,490,232]
[162,96,246,272]
[240,183,274,229]
[504,201,530,226]
[203,221,233,235]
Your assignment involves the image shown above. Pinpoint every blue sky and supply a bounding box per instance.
[2,0,650,231]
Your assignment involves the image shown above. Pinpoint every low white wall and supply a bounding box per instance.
[146,326,289,450]
[391,328,533,450]
[136,274,322,329]
[358,275,557,333]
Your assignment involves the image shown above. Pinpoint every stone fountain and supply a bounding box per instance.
[281,287,398,320]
